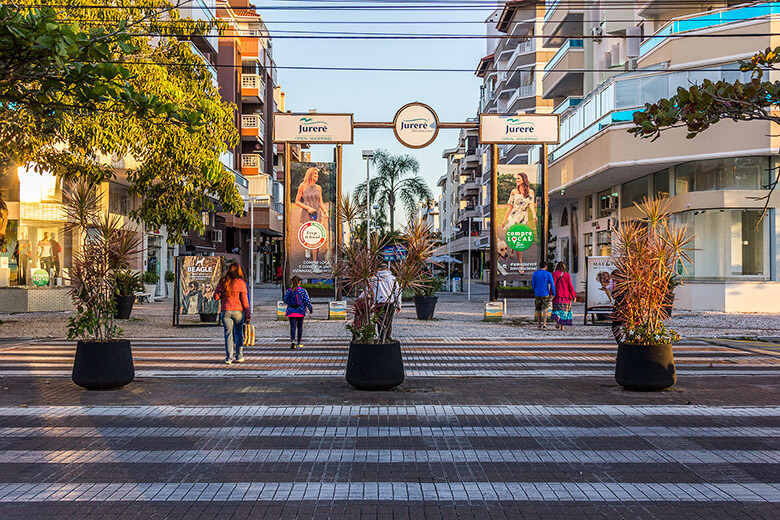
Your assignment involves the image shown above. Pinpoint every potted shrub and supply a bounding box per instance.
[113,269,143,319]
[142,271,159,300]
[338,216,436,391]
[165,270,175,299]
[63,180,142,390]
[612,197,693,391]
[413,275,443,320]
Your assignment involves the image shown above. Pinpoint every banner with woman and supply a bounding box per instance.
[495,164,541,282]
[289,162,337,278]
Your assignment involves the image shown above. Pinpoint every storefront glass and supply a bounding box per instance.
[583,232,593,257]
[674,157,769,195]
[597,230,612,256]
[621,177,648,209]
[673,209,769,280]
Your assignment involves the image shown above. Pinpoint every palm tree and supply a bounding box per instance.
[354,149,432,231]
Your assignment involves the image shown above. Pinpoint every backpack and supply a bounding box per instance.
[290,288,302,308]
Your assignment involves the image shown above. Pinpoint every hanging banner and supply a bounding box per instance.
[479,114,560,144]
[289,162,337,278]
[496,164,541,282]
[177,256,224,316]
[585,256,617,312]
[393,102,439,148]
[273,113,353,143]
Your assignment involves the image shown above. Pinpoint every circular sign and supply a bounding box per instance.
[298,221,327,250]
[32,269,49,287]
[505,223,535,252]
[393,102,439,149]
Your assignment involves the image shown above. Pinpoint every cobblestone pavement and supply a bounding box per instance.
[0,336,778,518]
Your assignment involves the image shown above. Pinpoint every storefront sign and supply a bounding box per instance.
[479,114,560,144]
[496,164,541,281]
[393,103,439,148]
[289,162,337,278]
[585,256,617,311]
[273,113,353,143]
[176,256,224,317]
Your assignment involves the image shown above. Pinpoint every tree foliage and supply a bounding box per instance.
[0,1,242,241]
[354,149,433,231]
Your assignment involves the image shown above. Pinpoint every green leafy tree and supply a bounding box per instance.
[629,47,780,217]
[0,1,242,242]
[354,149,433,231]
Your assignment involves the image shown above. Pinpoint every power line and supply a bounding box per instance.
[87,31,780,39]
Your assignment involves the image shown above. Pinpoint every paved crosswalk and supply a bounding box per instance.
[0,337,778,518]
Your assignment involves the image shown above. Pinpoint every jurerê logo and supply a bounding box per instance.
[401,118,435,131]
[298,117,329,133]
[505,118,535,134]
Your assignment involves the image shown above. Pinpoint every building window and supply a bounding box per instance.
[598,189,617,219]
[621,177,648,209]
[583,232,593,257]
[674,157,769,195]
[653,169,670,199]
[560,207,569,227]
[673,209,769,280]
[584,195,593,221]
[597,230,612,256]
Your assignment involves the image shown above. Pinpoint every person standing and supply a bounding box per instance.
[50,232,61,278]
[284,276,312,349]
[552,261,576,330]
[275,265,283,287]
[370,264,401,341]
[214,263,251,365]
[531,261,556,330]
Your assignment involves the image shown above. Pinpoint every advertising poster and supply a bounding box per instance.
[177,256,224,316]
[289,161,337,278]
[585,256,617,311]
[495,164,541,282]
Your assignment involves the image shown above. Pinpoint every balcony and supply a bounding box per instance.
[179,0,217,54]
[542,0,584,48]
[241,114,265,141]
[507,83,537,113]
[542,39,584,99]
[640,2,779,60]
[241,154,263,176]
[241,74,265,102]
[457,206,479,222]
[188,42,218,89]
[458,180,479,198]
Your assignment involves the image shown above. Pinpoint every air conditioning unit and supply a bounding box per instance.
[208,229,223,243]
[625,58,638,71]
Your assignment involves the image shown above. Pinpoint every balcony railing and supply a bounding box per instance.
[241,114,265,136]
[241,74,265,99]
[543,39,583,76]
[641,2,779,57]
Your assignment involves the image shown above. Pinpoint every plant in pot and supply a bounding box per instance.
[142,271,159,300]
[165,270,175,299]
[63,179,143,390]
[612,197,693,391]
[412,275,443,320]
[113,269,143,319]
[337,216,436,390]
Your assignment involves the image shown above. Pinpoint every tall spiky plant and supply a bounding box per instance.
[63,179,143,342]
[612,197,693,345]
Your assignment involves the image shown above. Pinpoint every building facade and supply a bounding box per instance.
[544,1,780,311]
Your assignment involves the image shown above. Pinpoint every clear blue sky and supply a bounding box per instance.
[262,2,498,225]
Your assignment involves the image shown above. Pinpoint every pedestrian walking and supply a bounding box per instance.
[284,276,313,349]
[214,263,251,365]
[369,264,401,341]
[531,261,556,330]
[552,261,576,330]
[275,265,282,286]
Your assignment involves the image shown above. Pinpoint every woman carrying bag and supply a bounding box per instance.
[552,261,576,330]
[284,276,313,349]
[214,263,251,364]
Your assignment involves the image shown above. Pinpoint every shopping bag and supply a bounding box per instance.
[243,323,256,346]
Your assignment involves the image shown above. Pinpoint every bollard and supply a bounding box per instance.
[277,301,288,321]
[484,301,503,322]
[329,300,347,320]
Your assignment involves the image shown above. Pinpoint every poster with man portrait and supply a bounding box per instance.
[288,161,337,278]
[177,256,224,316]
[495,164,541,282]
[585,256,617,311]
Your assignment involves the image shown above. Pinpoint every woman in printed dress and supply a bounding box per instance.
[294,166,327,268]
[501,171,536,263]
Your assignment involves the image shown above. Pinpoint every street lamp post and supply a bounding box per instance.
[362,150,374,243]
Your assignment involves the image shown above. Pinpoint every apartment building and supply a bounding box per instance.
[414,200,440,234]
[543,1,780,311]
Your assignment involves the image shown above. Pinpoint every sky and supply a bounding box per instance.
[261,1,499,224]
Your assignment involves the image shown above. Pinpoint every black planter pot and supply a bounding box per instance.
[615,342,676,391]
[72,340,134,390]
[345,341,404,390]
[199,313,219,323]
[114,295,135,319]
[413,295,438,320]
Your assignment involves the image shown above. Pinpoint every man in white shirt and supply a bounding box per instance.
[370,264,401,341]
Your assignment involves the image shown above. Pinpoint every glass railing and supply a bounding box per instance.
[640,2,780,57]
[543,39,583,76]
[543,0,562,23]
